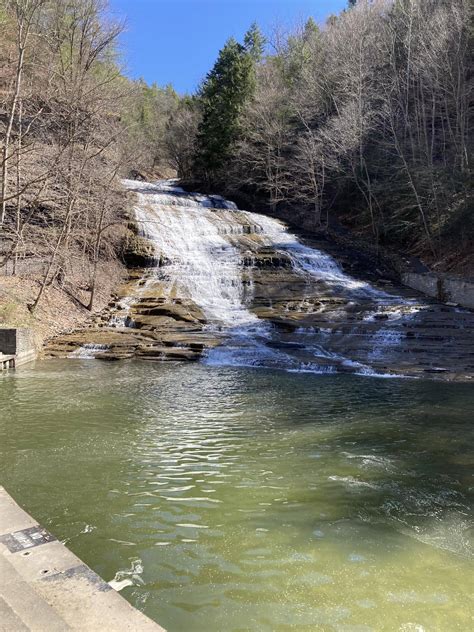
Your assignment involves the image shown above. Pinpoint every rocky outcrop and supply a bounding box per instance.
[44,180,474,381]
[122,233,159,268]
[249,264,474,381]
[45,252,474,380]
[44,271,223,362]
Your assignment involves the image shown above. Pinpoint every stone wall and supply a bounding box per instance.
[0,328,37,366]
[402,273,474,310]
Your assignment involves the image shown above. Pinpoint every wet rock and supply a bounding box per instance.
[136,346,201,361]
[43,181,474,381]
[122,234,158,268]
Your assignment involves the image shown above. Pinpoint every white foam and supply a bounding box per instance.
[123,178,420,377]
[69,343,109,359]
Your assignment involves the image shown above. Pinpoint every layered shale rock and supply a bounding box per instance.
[44,179,474,381]
[44,271,223,362]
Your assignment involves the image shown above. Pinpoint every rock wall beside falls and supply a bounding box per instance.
[45,179,474,382]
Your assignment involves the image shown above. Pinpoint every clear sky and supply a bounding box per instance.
[110,0,348,94]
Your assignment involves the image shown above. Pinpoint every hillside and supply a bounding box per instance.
[169,0,473,276]
[0,0,178,341]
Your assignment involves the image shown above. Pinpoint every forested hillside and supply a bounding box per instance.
[0,0,178,335]
[171,0,472,273]
[1,0,472,339]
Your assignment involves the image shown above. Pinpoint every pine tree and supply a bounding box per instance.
[194,37,254,185]
[284,17,320,86]
[303,17,319,39]
[244,22,265,63]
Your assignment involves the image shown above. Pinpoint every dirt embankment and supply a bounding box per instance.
[0,174,149,348]
[0,260,126,348]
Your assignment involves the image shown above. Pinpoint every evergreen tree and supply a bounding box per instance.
[303,16,319,39]
[284,17,320,86]
[244,21,265,62]
[194,37,254,184]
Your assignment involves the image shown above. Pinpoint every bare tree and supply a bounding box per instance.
[1,0,46,226]
[219,0,471,262]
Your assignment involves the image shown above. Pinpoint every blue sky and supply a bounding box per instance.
[110,0,348,93]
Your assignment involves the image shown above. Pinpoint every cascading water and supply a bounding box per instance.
[108,295,136,328]
[122,179,423,376]
[125,179,259,328]
[240,212,384,298]
[69,343,110,359]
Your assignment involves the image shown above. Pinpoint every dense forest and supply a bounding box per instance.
[171,0,472,271]
[0,0,472,325]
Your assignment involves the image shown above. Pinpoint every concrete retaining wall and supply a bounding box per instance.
[0,328,37,366]
[0,486,164,631]
[402,272,474,309]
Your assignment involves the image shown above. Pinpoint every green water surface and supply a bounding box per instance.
[1,360,473,631]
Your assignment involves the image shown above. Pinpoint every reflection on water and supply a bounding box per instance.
[1,360,473,631]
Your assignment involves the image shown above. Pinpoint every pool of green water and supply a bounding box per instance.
[1,360,473,631]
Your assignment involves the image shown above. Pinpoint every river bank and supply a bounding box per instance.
[0,261,125,350]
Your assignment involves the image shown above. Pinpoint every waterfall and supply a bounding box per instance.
[69,343,110,359]
[108,296,136,328]
[241,212,384,297]
[122,179,420,376]
[125,179,258,328]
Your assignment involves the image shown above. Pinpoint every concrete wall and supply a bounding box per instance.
[0,486,164,631]
[0,328,37,366]
[402,273,474,310]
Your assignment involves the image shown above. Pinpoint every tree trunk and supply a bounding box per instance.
[1,18,26,226]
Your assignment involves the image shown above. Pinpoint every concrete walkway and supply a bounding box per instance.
[0,487,165,631]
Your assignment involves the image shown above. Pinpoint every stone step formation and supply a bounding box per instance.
[45,270,222,363]
[44,180,474,382]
